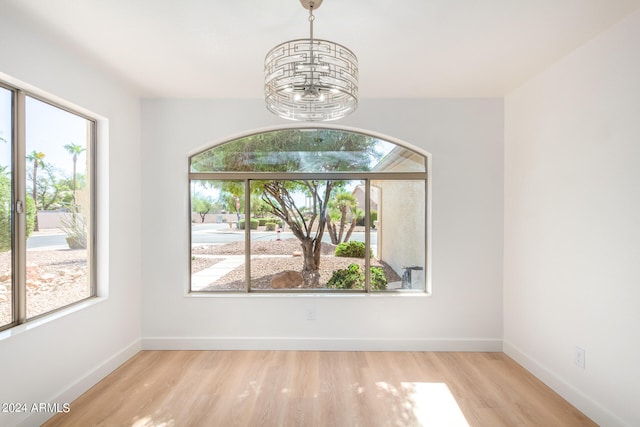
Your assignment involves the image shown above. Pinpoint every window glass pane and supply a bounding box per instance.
[0,87,13,327]
[247,179,396,291]
[190,129,425,173]
[25,96,92,318]
[372,180,426,291]
[190,180,246,291]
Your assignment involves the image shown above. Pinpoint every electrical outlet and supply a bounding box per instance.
[574,346,586,369]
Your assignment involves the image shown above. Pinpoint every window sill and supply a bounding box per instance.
[0,296,107,342]
[186,291,431,298]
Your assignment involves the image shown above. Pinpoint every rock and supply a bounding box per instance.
[270,270,303,289]
[292,251,302,257]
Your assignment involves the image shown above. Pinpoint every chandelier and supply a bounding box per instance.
[264,0,358,121]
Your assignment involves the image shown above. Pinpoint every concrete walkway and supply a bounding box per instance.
[191,255,244,291]
[191,254,293,291]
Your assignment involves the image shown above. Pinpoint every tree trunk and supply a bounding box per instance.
[337,206,347,242]
[326,214,338,244]
[343,217,357,242]
[300,238,321,271]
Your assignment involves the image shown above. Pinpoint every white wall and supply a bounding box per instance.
[0,4,142,426]
[504,8,640,427]
[141,98,504,351]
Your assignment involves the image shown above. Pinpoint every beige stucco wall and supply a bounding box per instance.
[374,178,426,289]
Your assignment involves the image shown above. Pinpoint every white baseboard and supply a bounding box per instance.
[503,340,629,427]
[20,339,141,427]
[142,337,503,352]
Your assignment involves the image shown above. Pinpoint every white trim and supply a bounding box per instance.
[18,339,141,427]
[503,340,630,427]
[142,337,502,352]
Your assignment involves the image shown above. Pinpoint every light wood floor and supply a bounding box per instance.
[44,351,596,427]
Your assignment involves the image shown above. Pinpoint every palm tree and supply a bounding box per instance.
[64,143,86,203]
[26,150,45,231]
[326,192,359,244]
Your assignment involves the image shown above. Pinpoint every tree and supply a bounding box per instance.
[192,194,215,223]
[326,192,359,245]
[191,129,383,272]
[262,180,334,271]
[26,150,45,231]
[36,164,72,211]
[0,166,35,251]
[64,143,86,204]
[217,189,243,221]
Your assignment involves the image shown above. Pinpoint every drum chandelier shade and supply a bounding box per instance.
[264,0,358,121]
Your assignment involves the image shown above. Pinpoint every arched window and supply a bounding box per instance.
[189,128,428,293]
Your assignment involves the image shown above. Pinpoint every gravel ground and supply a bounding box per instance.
[192,238,336,256]
[0,249,89,326]
[192,238,401,291]
[191,257,222,274]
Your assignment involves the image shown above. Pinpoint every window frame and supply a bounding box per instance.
[0,81,98,331]
[188,128,428,295]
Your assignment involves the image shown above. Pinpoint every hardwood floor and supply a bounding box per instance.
[43,351,596,427]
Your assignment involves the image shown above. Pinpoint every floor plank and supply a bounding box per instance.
[43,351,597,427]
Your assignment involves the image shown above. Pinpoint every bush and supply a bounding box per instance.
[265,222,276,231]
[370,210,378,228]
[326,263,388,291]
[60,208,87,249]
[0,184,35,252]
[355,210,377,227]
[258,217,281,226]
[370,266,387,291]
[335,241,369,258]
[238,218,259,230]
[326,263,363,289]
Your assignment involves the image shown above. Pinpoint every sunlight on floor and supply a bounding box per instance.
[376,381,470,426]
[131,416,176,427]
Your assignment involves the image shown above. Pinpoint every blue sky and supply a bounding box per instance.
[0,87,89,177]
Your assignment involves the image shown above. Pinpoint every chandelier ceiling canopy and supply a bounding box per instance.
[264,0,358,122]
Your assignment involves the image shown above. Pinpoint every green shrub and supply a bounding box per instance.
[370,210,378,228]
[327,263,363,289]
[355,210,377,227]
[238,218,259,230]
[0,183,35,252]
[370,266,387,291]
[335,241,369,258]
[326,263,387,291]
[265,222,276,231]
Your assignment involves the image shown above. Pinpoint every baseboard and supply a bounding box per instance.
[19,339,141,427]
[142,337,503,352]
[503,340,629,427]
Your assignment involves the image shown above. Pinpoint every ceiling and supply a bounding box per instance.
[5,0,640,98]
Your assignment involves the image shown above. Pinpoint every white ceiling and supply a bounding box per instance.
[5,0,640,98]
